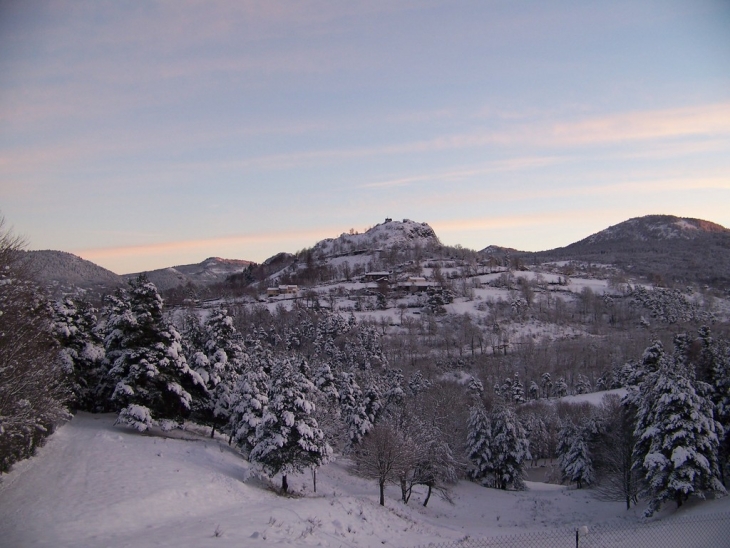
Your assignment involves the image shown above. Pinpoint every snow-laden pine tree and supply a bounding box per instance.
[553,377,568,398]
[230,343,271,453]
[490,403,530,490]
[557,421,594,489]
[408,370,431,397]
[632,339,726,516]
[105,275,205,431]
[249,356,331,493]
[466,400,493,485]
[312,359,339,402]
[511,373,525,404]
[698,326,730,485]
[52,297,107,411]
[362,371,384,427]
[541,372,552,399]
[310,359,342,448]
[338,371,372,447]
[467,375,484,399]
[523,411,550,464]
[191,307,248,437]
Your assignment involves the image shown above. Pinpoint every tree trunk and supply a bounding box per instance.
[312,468,317,493]
[423,484,432,507]
[282,475,288,494]
[379,480,385,506]
[400,477,408,503]
[210,425,216,439]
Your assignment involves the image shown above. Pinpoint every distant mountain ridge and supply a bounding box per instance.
[22,214,730,294]
[509,215,730,289]
[580,215,728,244]
[124,257,254,292]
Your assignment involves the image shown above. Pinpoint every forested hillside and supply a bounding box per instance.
[3,215,730,523]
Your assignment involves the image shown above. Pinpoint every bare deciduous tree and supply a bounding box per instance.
[0,217,69,472]
[594,394,642,509]
[353,422,417,506]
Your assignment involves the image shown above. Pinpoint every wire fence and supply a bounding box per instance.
[413,512,730,548]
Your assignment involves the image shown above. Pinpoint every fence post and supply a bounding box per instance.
[575,528,579,548]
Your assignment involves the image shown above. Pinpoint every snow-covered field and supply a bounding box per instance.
[2,413,728,547]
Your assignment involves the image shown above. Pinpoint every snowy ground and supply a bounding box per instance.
[1,414,729,548]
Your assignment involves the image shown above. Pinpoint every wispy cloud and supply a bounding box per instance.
[550,103,730,146]
[359,156,567,189]
[73,225,346,264]
[212,102,730,170]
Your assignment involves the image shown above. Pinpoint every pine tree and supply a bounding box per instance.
[698,326,730,485]
[541,372,552,399]
[490,404,530,490]
[523,412,550,464]
[52,297,106,411]
[632,340,726,516]
[466,401,493,484]
[575,374,591,395]
[557,421,594,489]
[408,370,432,397]
[511,373,525,404]
[310,358,342,450]
[312,359,339,402]
[338,371,372,447]
[230,344,271,454]
[362,372,384,426]
[249,356,331,493]
[467,375,484,399]
[105,275,205,431]
[191,308,248,436]
[553,377,568,398]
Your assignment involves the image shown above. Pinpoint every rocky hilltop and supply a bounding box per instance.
[312,218,440,259]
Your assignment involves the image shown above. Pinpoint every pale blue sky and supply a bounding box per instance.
[1,0,729,274]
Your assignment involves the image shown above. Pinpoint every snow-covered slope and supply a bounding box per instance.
[1,414,728,548]
[125,257,253,292]
[21,250,124,290]
[490,214,730,290]
[313,219,440,259]
[581,215,728,245]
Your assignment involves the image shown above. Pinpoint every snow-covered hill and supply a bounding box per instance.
[1,413,728,548]
[21,250,124,291]
[313,219,440,259]
[125,257,254,292]
[581,215,729,245]
[499,215,730,290]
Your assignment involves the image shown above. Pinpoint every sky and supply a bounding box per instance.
[1,0,729,275]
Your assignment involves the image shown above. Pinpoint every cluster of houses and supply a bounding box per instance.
[266,284,299,297]
[360,272,436,292]
[265,273,439,300]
